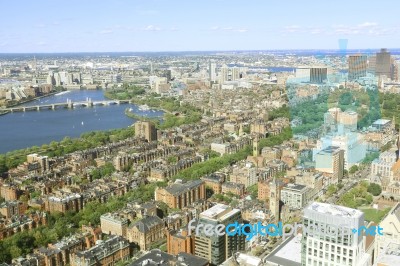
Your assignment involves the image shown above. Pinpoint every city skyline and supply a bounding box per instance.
[1,0,400,53]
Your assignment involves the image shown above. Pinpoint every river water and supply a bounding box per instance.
[0,90,163,154]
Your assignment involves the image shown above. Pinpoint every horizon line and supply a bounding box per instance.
[0,47,399,55]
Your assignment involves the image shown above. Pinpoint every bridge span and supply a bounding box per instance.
[0,98,131,112]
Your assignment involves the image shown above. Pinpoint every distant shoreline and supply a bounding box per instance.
[5,91,59,108]
[1,48,400,55]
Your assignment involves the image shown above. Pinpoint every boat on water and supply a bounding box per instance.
[128,108,133,112]
[55,91,70,96]
[138,104,150,111]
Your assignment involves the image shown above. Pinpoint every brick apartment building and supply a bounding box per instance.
[155,180,206,209]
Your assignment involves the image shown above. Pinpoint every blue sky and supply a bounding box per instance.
[0,0,399,52]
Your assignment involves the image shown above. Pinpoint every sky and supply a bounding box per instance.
[0,0,400,53]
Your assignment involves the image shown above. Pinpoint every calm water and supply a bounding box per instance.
[0,90,163,154]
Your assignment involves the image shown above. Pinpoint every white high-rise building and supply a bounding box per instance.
[209,62,217,82]
[302,202,370,266]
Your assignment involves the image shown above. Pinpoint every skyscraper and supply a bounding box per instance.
[310,67,328,83]
[219,66,229,84]
[376,48,392,78]
[194,204,245,266]
[348,55,367,81]
[315,146,345,183]
[209,62,216,82]
[367,56,376,74]
[301,202,370,266]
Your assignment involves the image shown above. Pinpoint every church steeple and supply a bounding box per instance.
[253,135,259,156]
[269,177,281,222]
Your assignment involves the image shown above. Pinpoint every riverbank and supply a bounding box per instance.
[5,91,60,108]
[104,90,172,114]
[124,108,161,124]
[0,89,145,154]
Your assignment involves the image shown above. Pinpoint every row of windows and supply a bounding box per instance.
[307,258,353,266]
[307,241,354,256]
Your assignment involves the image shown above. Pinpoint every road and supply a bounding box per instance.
[326,165,371,204]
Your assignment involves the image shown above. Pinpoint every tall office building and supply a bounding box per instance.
[231,67,240,80]
[220,66,229,84]
[54,72,61,86]
[310,67,328,83]
[302,202,370,266]
[295,67,328,83]
[393,59,399,82]
[134,121,157,142]
[376,48,392,78]
[209,62,217,82]
[296,67,311,82]
[315,146,345,183]
[348,55,367,81]
[367,56,376,74]
[219,66,241,84]
[194,204,245,266]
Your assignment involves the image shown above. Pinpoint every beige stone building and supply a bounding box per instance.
[100,213,129,238]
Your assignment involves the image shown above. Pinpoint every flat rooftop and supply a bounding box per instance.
[306,202,362,218]
[283,183,308,192]
[372,119,391,126]
[264,234,302,266]
[221,253,261,266]
[317,145,341,155]
[200,203,240,221]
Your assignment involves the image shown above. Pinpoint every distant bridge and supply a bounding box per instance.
[0,98,131,112]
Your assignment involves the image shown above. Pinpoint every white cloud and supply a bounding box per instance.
[210,26,248,33]
[357,22,378,28]
[333,25,360,35]
[142,25,161,31]
[330,22,394,36]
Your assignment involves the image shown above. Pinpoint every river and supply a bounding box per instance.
[0,90,164,154]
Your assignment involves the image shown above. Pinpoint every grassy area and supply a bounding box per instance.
[360,207,391,223]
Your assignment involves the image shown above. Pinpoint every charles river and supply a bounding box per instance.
[0,90,164,154]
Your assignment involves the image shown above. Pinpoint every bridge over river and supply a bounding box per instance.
[1,98,131,112]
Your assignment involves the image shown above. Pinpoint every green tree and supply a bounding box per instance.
[368,183,382,196]
[326,184,337,197]
[349,165,359,174]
